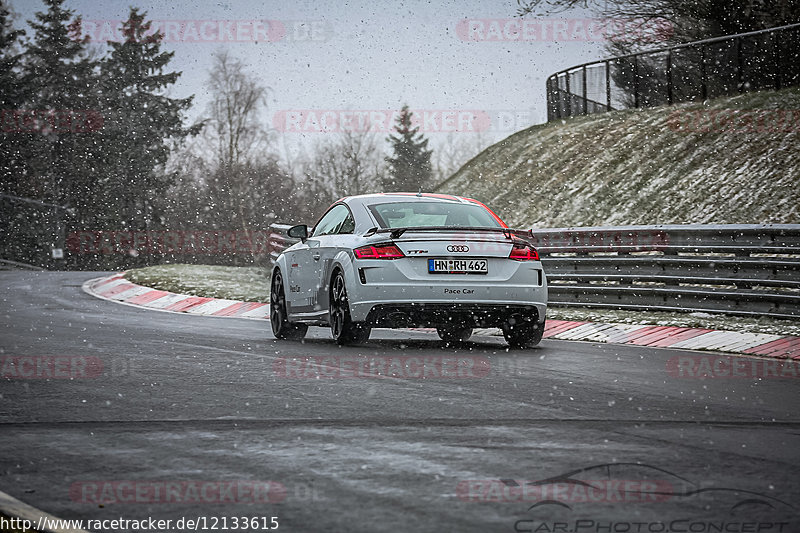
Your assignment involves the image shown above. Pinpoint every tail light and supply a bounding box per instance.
[508,242,539,261]
[354,243,405,259]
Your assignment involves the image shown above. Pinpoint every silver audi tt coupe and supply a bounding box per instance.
[270,193,548,346]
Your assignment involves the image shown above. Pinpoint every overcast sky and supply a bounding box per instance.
[10,0,609,158]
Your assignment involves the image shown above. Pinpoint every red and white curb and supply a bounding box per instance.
[84,273,800,359]
[82,273,269,320]
[535,321,800,359]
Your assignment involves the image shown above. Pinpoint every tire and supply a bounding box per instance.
[502,314,545,348]
[270,270,308,340]
[329,270,371,345]
[436,326,473,343]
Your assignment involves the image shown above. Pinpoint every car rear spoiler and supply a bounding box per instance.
[363,226,534,241]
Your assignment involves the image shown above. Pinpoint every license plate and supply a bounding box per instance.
[428,258,488,274]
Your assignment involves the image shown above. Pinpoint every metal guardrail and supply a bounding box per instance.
[534,224,799,319]
[269,224,295,263]
[546,23,800,121]
[267,223,800,319]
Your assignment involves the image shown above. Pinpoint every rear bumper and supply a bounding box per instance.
[359,302,546,328]
[337,253,547,326]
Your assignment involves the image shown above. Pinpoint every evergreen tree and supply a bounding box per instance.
[385,105,432,192]
[0,0,27,195]
[21,0,96,219]
[96,8,197,231]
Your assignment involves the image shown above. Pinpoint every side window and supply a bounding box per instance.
[339,211,355,234]
[312,204,353,237]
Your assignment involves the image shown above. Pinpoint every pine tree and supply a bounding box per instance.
[385,105,433,192]
[0,0,27,195]
[21,0,96,217]
[96,7,197,231]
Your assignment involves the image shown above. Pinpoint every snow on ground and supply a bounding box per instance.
[125,264,269,302]
[437,88,800,228]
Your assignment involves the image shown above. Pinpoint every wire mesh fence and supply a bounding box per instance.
[546,23,800,121]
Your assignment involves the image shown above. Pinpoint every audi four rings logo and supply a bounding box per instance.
[447,245,470,252]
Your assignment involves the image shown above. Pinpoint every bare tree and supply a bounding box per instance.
[206,49,271,167]
[166,50,302,264]
[328,129,385,196]
[292,129,386,221]
[203,51,278,258]
[431,132,490,185]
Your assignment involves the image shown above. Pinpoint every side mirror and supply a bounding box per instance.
[287,224,308,242]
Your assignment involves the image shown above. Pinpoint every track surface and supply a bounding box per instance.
[1,271,798,532]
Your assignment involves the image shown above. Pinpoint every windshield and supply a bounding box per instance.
[368,201,503,229]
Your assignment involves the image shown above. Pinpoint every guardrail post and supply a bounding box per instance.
[564,72,572,118]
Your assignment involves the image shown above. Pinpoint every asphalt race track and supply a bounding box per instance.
[1,271,798,532]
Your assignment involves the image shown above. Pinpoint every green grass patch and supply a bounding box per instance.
[125,264,269,302]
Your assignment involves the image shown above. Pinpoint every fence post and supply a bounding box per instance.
[581,66,588,115]
[773,33,782,90]
[736,36,744,92]
[53,206,66,270]
[666,50,673,105]
[541,23,800,123]
[700,45,708,99]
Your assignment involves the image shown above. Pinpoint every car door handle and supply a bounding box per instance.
[312,254,320,261]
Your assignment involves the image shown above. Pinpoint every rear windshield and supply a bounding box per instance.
[368,201,503,229]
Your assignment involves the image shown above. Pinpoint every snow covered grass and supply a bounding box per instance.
[548,306,800,337]
[437,87,800,228]
[125,264,269,302]
[122,265,798,336]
